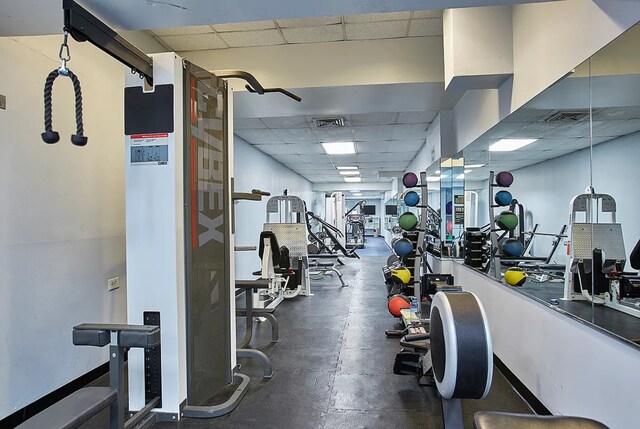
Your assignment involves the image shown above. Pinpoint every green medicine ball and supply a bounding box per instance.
[398,212,419,231]
[495,211,518,231]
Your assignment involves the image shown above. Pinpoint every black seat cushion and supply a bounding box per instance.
[474,412,609,429]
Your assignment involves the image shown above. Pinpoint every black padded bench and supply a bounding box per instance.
[474,411,609,429]
[17,324,160,429]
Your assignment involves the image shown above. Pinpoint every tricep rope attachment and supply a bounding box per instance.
[41,30,88,146]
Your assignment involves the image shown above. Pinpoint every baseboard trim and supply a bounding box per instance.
[1,362,110,428]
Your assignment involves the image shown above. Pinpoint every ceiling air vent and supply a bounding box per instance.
[544,110,591,122]
[313,117,345,127]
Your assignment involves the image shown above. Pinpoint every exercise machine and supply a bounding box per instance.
[263,193,312,297]
[563,189,640,318]
[33,1,302,422]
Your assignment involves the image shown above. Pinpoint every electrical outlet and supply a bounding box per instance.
[108,277,120,291]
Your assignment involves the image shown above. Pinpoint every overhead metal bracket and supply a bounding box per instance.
[63,0,154,85]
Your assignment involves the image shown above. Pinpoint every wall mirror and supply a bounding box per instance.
[462,22,640,347]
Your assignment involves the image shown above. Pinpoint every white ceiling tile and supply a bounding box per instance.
[314,127,355,141]
[391,123,428,139]
[276,16,342,28]
[350,112,398,126]
[550,121,607,138]
[153,25,213,36]
[290,143,326,155]
[396,111,438,124]
[502,108,555,123]
[219,29,285,47]
[594,118,640,137]
[346,11,412,23]
[328,154,358,163]
[213,20,276,32]
[346,21,409,40]
[354,125,394,141]
[271,127,317,143]
[255,144,293,155]
[260,116,311,129]
[357,139,423,153]
[300,154,332,164]
[234,118,267,129]
[235,128,282,144]
[592,106,640,121]
[408,18,442,37]
[159,33,227,51]
[271,153,303,163]
[356,142,391,153]
[483,122,528,138]
[282,25,344,44]
[413,10,444,19]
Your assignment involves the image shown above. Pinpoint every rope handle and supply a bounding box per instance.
[41,68,87,146]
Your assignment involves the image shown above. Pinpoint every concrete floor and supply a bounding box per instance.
[151,238,532,428]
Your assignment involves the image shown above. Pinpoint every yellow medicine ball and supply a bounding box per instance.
[504,268,527,286]
[390,267,411,285]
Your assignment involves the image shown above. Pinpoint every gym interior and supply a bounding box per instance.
[2,1,640,428]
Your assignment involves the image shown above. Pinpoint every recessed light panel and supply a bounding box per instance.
[340,171,360,176]
[344,177,361,182]
[489,139,538,152]
[322,141,355,154]
[337,166,358,170]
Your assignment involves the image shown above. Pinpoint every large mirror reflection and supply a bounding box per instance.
[462,22,640,346]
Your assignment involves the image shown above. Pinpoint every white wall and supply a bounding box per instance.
[0,36,127,419]
[233,136,312,279]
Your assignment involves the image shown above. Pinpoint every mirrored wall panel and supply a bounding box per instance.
[461,22,640,347]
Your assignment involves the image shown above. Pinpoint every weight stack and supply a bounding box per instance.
[464,228,489,270]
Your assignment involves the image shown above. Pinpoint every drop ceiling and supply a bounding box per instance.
[150,11,444,51]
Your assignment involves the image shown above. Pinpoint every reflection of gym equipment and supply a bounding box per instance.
[487,171,567,279]
[563,190,640,318]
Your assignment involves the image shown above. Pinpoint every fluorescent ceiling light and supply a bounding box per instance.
[489,138,538,152]
[464,169,472,173]
[435,170,441,174]
[465,164,485,168]
[344,177,361,182]
[439,173,448,179]
[352,193,363,196]
[426,176,440,182]
[455,173,465,180]
[339,171,360,176]
[350,190,361,193]
[322,141,355,154]
[337,166,358,170]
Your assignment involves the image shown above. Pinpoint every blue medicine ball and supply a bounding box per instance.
[502,238,524,257]
[494,190,513,207]
[404,191,420,207]
[393,238,414,257]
